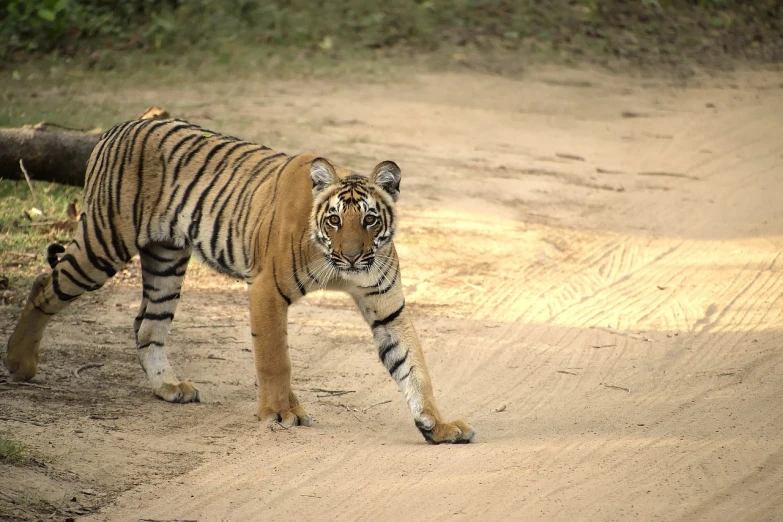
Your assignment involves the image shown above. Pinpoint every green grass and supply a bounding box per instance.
[0,0,567,60]
[0,432,30,466]
[1,0,780,72]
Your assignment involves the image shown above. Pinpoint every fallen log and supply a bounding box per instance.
[0,126,100,186]
[0,106,170,187]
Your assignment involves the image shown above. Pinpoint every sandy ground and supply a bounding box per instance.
[1,65,783,521]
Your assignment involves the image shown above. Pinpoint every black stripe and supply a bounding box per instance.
[146,155,168,241]
[157,243,183,251]
[239,173,279,264]
[205,169,239,225]
[367,269,400,297]
[387,350,408,376]
[83,134,112,201]
[208,152,277,260]
[361,256,395,289]
[92,140,116,225]
[188,140,247,246]
[106,194,132,263]
[179,137,211,169]
[225,219,236,268]
[143,282,159,292]
[113,119,147,242]
[371,302,405,329]
[397,367,412,381]
[207,148,275,214]
[166,133,200,163]
[263,209,278,258]
[216,250,227,269]
[244,179,278,264]
[387,207,395,237]
[314,197,331,227]
[194,242,214,271]
[299,231,320,284]
[135,120,182,232]
[378,340,398,364]
[51,270,79,301]
[84,121,132,200]
[291,240,306,295]
[60,269,99,292]
[159,122,195,151]
[90,210,120,266]
[209,199,228,259]
[88,133,119,255]
[166,186,181,238]
[190,141,247,228]
[251,152,286,174]
[366,264,398,296]
[138,246,177,263]
[337,186,369,201]
[58,254,99,286]
[273,263,291,305]
[171,140,234,236]
[261,155,298,258]
[245,155,296,256]
[133,120,172,232]
[143,312,174,321]
[188,200,204,244]
[100,120,133,141]
[101,120,135,142]
[141,256,190,277]
[148,292,181,304]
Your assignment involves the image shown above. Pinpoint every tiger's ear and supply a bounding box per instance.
[370,160,401,202]
[310,157,338,195]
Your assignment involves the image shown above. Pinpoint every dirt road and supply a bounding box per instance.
[2,66,782,521]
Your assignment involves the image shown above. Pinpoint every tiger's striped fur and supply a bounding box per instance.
[4,118,474,444]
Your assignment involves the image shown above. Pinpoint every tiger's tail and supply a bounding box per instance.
[46,243,66,268]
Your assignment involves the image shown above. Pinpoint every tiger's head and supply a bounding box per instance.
[309,158,401,274]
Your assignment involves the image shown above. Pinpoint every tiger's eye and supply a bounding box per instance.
[328,215,341,226]
[363,215,377,227]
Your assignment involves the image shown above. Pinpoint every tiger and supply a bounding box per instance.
[4,117,475,444]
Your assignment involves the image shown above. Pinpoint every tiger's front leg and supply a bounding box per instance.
[249,272,311,427]
[353,288,475,444]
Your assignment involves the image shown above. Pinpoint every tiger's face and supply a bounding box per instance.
[310,158,401,274]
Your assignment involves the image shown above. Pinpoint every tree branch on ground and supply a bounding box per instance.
[0,106,170,187]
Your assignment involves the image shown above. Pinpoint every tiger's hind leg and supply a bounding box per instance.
[136,243,199,403]
[5,233,127,381]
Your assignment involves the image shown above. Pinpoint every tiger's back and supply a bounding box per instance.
[84,118,311,281]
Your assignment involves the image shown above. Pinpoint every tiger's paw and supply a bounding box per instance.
[154,381,201,403]
[258,404,312,428]
[415,417,476,444]
[4,346,38,381]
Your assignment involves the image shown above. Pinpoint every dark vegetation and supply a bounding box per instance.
[1,0,782,69]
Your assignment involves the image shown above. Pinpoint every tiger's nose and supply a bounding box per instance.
[344,252,361,265]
